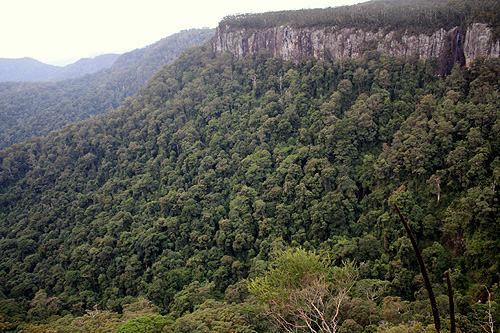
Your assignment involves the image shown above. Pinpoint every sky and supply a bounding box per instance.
[1,0,363,66]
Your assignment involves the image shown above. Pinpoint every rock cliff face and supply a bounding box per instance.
[213,23,499,75]
[464,23,500,66]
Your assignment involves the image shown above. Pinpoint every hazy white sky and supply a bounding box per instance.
[1,0,362,66]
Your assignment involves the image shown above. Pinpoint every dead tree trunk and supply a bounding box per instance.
[445,271,456,333]
[394,203,441,332]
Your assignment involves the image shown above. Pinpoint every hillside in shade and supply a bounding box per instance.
[0,1,499,332]
[0,28,215,149]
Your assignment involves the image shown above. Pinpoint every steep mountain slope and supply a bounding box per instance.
[0,54,120,82]
[1,44,500,331]
[0,28,215,149]
[215,0,500,76]
[0,1,500,332]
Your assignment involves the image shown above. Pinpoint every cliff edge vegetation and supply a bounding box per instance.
[214,0,500,75]
[218,0,500,37]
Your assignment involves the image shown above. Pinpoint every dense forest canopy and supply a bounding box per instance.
[219,0,500,37]
[1,43,499,331]
[0,28,215,150]
[0,1,500,332]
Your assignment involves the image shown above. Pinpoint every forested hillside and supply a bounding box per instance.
[0,28,214,149]
[1,43,499,332]
[45,54,121,82]
[1,2,500,332]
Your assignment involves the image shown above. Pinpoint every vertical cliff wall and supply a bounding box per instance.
[213,23,500,75]
[464,23,500,66]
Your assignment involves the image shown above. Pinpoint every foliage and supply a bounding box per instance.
[116,315,172,333]
[171,299,258,333]
[23,297,170,332]
[0,3,499,331]
[248,248,358,332]
[219,0,500,38]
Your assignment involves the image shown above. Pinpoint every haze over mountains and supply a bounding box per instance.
[0,28,215,149]
[0,54,121,82]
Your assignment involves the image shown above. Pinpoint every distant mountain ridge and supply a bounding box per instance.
[0,28,215,148]
[0,54,120,82]
[0,58,58,82]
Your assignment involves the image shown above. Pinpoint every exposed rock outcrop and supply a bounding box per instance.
[464,23,500,66]
[213,23,500,75]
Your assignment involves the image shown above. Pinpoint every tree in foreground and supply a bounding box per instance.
[248,248,358,332]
